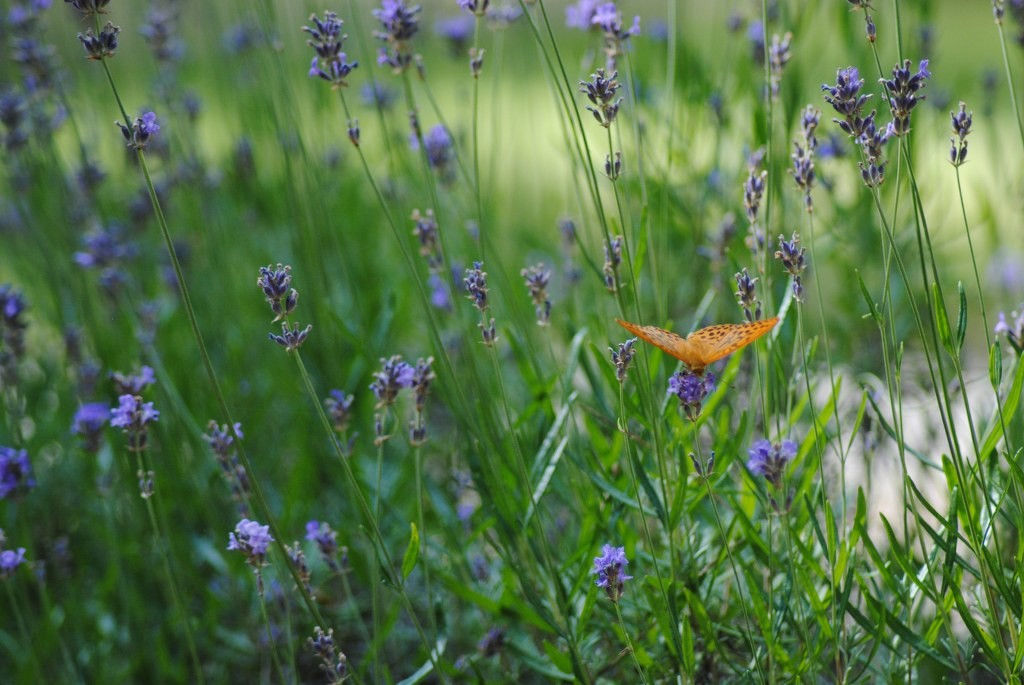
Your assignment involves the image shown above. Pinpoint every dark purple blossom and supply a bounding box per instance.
[325,390,354,433]
[610,337,637,383]
[668,370,716,421]
[603,235,622,291]
[374,0,421,72]
[110,394,159,452]
[370,355,415,407]
[591,544,632,603]
[775,233,807,302]
[436,15,475,55]
[268,322,313,352]
[521,264,552,326]
[881,59,930,136]
[822,67,873,138]
[0,447,35,499]
[477,627,505,656]
[308,627,348,682]
[77,21,119,60]
[950,101,972,166]
[257,264,298,322]
[116,112,160,150]
[305,520,343,573]
[0,284,28,369]
[304,12,359,89]
[579,68,622,128]
[735,268,762,322]
[428,273,451,310]
[747,438,797,487]
[464,261,489,312]
[227,518,273,567]
[64,0,109,16]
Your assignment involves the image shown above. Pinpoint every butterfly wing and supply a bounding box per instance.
[615,319,699,368]
[686,317,779,365]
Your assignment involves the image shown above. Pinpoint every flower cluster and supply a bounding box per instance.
[308,627,348,685]
[790,106,819,212]
[881,59,930,136]
[227,518,274,569]
[735,268,762,322]
[116,112,160,150]
[64,0,110,16]
[610,337,637,383]
[747,439,797,488]
[0,534,27,580]
[995,305,1024,355]
[258,264,312,351]
[768,32,793,99]
[370,355,415,408]
[566,0,602,30]
[0,447,35,500]
[411,124,454,180]
[580,68,622,128]
[409,357,434,444]
[743,156,768,255]
[593,3,640,71]
[110,394,160,452]
[111,365,156,395]
[949,101,972,167]
[373,0,421,73]
[0,284,28,385]
[521,264,552,326]
[411,208,441,268]
[325,390,354,434]
[306,520,343,573]
[477,627,506,657]
[775,233,807,302]
[591,544,632,603]
[668,370,716,421]
[822,66,893,187]
[603,235,622,291]
[457,0,490,17]
[204,422,250,515]
[464,261,490,312]
[74,224,137,295]
[77,22,120,61]
[304,11,359,89]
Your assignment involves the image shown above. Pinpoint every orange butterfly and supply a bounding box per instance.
[616,317,778,374]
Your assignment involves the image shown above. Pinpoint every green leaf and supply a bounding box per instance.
[933,282,954,356]
[396,637,447,685]
[856,270,881,323]
[956,281,967,351]
[979,352,1024,459]
[402,522,419,581]
[990,340,1003,390]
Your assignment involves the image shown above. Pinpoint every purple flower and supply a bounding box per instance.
[110,395,159,451]
[305,520,342,571]
[0,447,35,499]
[881,59,930,136]
[949,101,972,166]
[477,627,505,656]
[111,365,156,395]
[304,12,359,89]
[591,544,633,602]
[735,268,762,322]
[373,0,421,72]
[579,68,622,128]
[428,273,451,310]
[325,390,354,433]
[668,370,716,421]
[370,355,415,407]
[566,0,601,30]
[411,124,454,175]
[117,111,160,150]
[64,0,110,16]
[0,547,27,579]
[76,21,119,60]
[228,518,274,567]
[435,15,475,54]
[268,322,312,352]
[603,235,623,291]
[257,263,298,322]
[463,262,489,312]
[747,439,797,487]
[610,338,637,383]
[0,284,28,365]
[521,264,552,326]
[72,402,109,452]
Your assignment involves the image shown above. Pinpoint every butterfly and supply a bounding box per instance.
[616,316,779,374]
